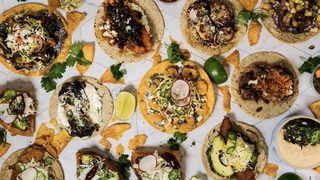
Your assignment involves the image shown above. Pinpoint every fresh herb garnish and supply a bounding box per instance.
[40,43,92,92]
[109,154,131,179]
[191,141,196,147]
[0,129,7,147]
[298,56,320,74]
[236,10,262,25]
[162,132,187,151]
[110,63,127,81]
[17,0,27,2]
[165,42,185,64]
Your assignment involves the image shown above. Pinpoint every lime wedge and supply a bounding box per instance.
[115,91,136,121]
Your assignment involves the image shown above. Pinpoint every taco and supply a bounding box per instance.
[201,116,267,180]
[0,89,37,136]
[94,0,164,63]
[131,150,182,180]
[49,76,113,140]
[0,4,71,76]
[76,151,124,180]
[137,61,215,134]
[0,145,64,180]
[261,0,320,43]
[230,52,299,119]
[180,0,247,55]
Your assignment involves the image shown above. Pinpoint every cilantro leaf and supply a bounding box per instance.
[251,12,261,22]
[299,56,320,74]
[116,154,131,179]
[166,42,185,64]
[173,132,187,143]
[66,55,77,67]
[17,0,27,2]
[41,76,56,92]
[236,11,252,24]
[66,43,91,67]
[47,63,67,79]
[111,63,127,80]
[76,53,92,66]
[0,130,6,147]
[70,43,83,56]
[162,133,188,151]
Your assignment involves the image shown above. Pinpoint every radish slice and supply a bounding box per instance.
[172,96,191,107]
[0,103,16,124]
[139,155,157,172]
[21,167,37,180]
[189,8,198,23]
[171,79,190,100]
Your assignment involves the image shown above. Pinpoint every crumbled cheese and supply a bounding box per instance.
[248,80,258,85]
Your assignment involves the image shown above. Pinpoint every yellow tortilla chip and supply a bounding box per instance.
[265,163,279,179]
[310,100,320,119]
[239,0,258,12]
[76,44,94,75]
[66,11,86,34]
[218,85,231,114]
[98,138,112,151]
[312,165,320,173]
[45,144,58,159]
[152,44,162,67]
[179,49,191,61]
[50,130,72,156]
[111,115,117,123]
[100,123,131,141]
[48,0,60,15]
[115,143,124,157]
[0,143,11,157]
[222,50,239,71]
[128,134,147,150]
[248,21,262,46]
[100,68,125,84]
[49,118,58,126]
[34,123,55,145]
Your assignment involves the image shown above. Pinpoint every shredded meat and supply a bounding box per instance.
[235,169,255,180]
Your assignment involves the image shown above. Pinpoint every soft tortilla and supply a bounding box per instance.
[94,0,164,63]
[76,151,124,180]
[131,150,181,180]
[180,0,247,55]
[137,61,215,134]
[0,4,71,76]
[201,121,268,180]
[261,0,320,44]
[49,76,113,140]
[0,148,64,180]
[230,52,299,119]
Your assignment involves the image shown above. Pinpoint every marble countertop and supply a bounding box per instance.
[0,0,320,179]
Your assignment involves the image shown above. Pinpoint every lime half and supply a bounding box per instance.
[115,91,136,121]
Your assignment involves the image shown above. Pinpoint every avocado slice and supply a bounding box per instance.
[13,119,28,131]
[81,154,92,164]
[210,135,234,176]
[189,176,202,180]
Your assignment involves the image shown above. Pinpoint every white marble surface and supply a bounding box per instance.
[0,0,320,180]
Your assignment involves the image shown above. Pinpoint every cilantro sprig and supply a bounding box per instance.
[109,154,131,179]
[111,63,127,81]
[164,42,185,64]
[41,43,92,92]
[298,56,320,74]
[161,132,187,151]
[236,10,262,25]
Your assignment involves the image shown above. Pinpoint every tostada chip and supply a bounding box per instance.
[0,89,37,136]
[49,76,113,140]
[261,0,320,43]
[137,61,214,134]
[0,145,64,180]
[94,0,164,63]
[230,52,299,119]
[0,4,71,76]
[180,0,247,55]
[76,151,124,180]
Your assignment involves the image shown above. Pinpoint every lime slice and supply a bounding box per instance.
[115,91,136,121]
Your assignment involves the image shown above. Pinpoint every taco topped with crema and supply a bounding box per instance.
[0,4,71,76]
[94,0,164,63]
[180,0,246,55]
[0,145,64,180]
[261,0,320,43]
[230,52,299,119]
[201,116,267,180]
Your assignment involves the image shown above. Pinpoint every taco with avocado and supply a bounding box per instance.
[94,0,164,63]
[76,151,124,180]
[137,60,215,134]
[230,52,299,119]
[201,116,267,180]
[0,145,64,180]
[180,0,246,55]
[261,0,320,43]
[49,76,113,140]
[0,89,37,136]
[0,4,71,76]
